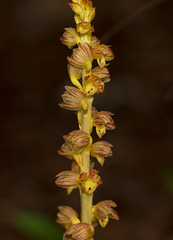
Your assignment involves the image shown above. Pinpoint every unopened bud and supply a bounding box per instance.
[69,3,85,20]
[76,21,92,35]
[80,0,92,9]
[74,14,81,24]
[87,7,96,22]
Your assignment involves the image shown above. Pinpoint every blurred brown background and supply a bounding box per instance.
[1,0,173,239]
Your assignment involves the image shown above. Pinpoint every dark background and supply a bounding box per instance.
[1,0,173,239]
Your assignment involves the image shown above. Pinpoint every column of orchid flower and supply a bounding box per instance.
[55,1,119,239]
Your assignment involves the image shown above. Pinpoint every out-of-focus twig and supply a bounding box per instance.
[101,0,169,42]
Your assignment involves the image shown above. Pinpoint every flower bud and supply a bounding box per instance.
[93,111,115,138]
[90,36,100,48]
[59,86,87,111]
[87,7,96,22]
[63,222,94,240]
[80,0,92,9]
[74,14,81,24]
[56,206,80,229]
[80,169,102,194]
[64,130,91,152]
[67,43,93,71]
[91,141,113,166]
[69,3,85,20]
[91,67,110,81]
[94,44,114,68]
[76,21,92,35]
[55,171,80,194]
[60,28,81,49]
[92,200,119,228]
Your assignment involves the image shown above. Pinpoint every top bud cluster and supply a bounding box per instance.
[60,0,114,97]
[56,1,119,239]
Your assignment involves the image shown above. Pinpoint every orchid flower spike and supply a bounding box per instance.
[56,0,119,238]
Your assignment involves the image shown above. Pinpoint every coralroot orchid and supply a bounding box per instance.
[56,0,119,239]
[92,200,119,228]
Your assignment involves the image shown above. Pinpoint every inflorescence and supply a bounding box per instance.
[56,1,119,239]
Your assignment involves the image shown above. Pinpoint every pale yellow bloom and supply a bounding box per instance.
[58,130,92,167]
[92,200,119,228]
[59,86,87,111]
[92,110,115,138]
[91,141,113,166]
[63,222,94,240]
[94,44,114,68]
[60,27,81,49]
[56,206,80,229]
[55,171,80,195]
[67,43,93,71]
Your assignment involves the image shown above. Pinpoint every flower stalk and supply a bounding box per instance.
[56,1,119,239]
